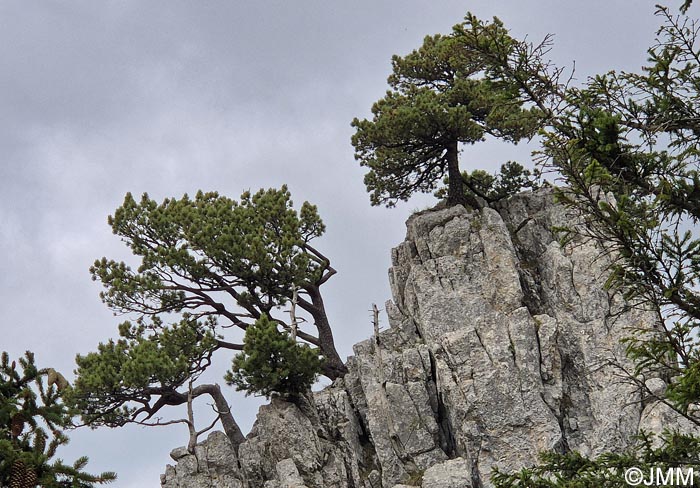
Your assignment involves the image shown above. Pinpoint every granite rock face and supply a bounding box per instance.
[162,189,673,488]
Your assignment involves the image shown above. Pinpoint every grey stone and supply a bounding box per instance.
[169,447,189,461]
[639,397,698,448]
[367,470,381,488]
[421,458,472,488]
[645,378,667,398]
[160,431,244,488]
[276,459,309,488]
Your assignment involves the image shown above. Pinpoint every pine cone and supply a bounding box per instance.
[9,459,38,488]
[34,431,46,455]
[9,459,25,488]
[23,468,38,488]
[10,413,25,438]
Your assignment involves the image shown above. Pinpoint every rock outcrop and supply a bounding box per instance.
[161,189,673,488]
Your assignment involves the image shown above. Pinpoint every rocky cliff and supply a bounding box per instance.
[161,189,679,488]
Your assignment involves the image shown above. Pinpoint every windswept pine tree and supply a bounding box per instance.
[71,186,341,449]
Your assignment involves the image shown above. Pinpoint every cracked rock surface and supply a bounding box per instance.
[162,189,676,488]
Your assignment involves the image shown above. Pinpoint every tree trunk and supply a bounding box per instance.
[305,285,348,380]
[197,383,246,449]
[186,384,198,454]
[446,140,468,207]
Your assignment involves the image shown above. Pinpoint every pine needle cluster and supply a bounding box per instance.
[225,315,323,399]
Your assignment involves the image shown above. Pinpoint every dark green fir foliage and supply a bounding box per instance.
[0,351,116,487]
[537,6,700,417]
[492,431,700,488]
[467,1,700,398]
[351,14,542,208]
[225,315,322,399]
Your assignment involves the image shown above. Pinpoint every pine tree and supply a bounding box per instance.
[225,315,323,399]
[0,351,116,487]
[351,15,542,208]
[71,186,344,449]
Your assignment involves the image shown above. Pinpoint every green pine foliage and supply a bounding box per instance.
[72,186,344,448]
[86,185,344,378]
[0,351,116,487]
[225,315,323,399]
[92,186,325,318]
[434,161,540,203]
[70,316,218,428]
[351,14,543,208]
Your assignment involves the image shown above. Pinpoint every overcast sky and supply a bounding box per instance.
[0,1,684,486]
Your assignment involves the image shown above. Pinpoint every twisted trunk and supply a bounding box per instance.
[195,383,246,449]
[305,285,348,379]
